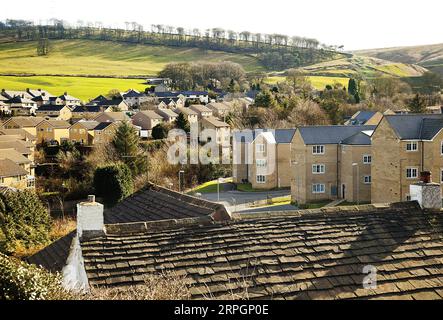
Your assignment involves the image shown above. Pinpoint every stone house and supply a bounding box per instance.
[36,120,70,144]
[173,107,198,124]
[35,105,72,120]
[200,117,231,145]
[93,112,130,123]
[69,120,99,145]
[189,104,213,119]
[1,117,45,136]
[371,114,443,203]
[0,159,30,189]
[131,111,164,138]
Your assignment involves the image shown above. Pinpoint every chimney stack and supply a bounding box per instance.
[76,195,104,239]
[410,171,441,210]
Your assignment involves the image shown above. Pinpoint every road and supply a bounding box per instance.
[198,189,291,212]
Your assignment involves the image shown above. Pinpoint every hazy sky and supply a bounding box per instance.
[1,0,442,50]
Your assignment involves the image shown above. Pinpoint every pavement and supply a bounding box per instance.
[235,203,298,213]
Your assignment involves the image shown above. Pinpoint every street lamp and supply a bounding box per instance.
[352,163,359,205]
[178,170,184,193]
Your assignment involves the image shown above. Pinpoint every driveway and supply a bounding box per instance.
[236,203,298,213]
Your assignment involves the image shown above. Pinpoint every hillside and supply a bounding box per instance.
[0,39,266,76]
[354,43,443,76]
[298,55,427,78]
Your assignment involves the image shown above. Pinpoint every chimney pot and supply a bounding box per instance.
[88,194,95,203]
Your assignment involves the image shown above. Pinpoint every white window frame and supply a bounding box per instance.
[256,144,265,153]
[312,164,325,174]
[312,183,325,194]
[363,155,372,164]
[312,145,325,155]
[406,141,418,152]
[256,175,266,184]
[406,167,418,179]
[363,175,371,184]
[256,159,267,168]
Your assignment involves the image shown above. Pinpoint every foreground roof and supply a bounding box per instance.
[78,202,443,299]
[0,158,28,177]
[104,183,229,224]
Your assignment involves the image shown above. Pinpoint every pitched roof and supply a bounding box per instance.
[348,111,377,125]
[104,183,229,224]
[0,129,36,141]
[58,93,80,101]
[94,122,114,131]
[6,96,35,104]
[36,104,67,112]
[27,89,54,98]
[340,131,373,145]
[72,105,103,113]
[77,202,443,299]
[189,104,212,113]
[138,110,163,120]
[202,116,230,128]
[174,107,198,116]
[95,98,125,107]
[94,112,130,122]
[0,158,28,177]
[298,125,376,145]
[1,90,33,100]
[39,120,70,129]
[1,117,45,128]
[0,141,32,155]
[71,120,100,130]
[384,114,443,140]
[234,129,296,144]
[156,109,178,118]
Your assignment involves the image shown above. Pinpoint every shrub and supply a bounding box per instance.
[0,252,68,300]
[152,123,169,140]
[0,190,51,254]
[93,163,134,207]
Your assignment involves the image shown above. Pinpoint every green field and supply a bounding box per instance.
[265,75,349,90]
[0,39,265,76]
[0,76,149,101]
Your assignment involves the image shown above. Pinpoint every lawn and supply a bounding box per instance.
[189,178,233,194]
[0,39,265,76]
[0,76,149,101]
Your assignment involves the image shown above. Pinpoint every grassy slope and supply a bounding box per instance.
[0,76,149,101]
[266,75,349,90]
[354,43,443,76]
[0,39,265,75]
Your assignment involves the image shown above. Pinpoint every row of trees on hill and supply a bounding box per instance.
[0,19,345,70]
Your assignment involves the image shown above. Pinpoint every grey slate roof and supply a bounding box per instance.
[299,125,376,145]
[233,129,296,144]
[348,111,377,125]
[26,231,75,272]
[36,104,66,112]
[104,183,229,224]
[340,132,372,145]
[385,114,443,140]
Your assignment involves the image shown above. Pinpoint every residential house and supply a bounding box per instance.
[206,101,232,119]
[1,117,45,136]
[121,89,149,108]
[290,125,376,205]
[131,111,164,138]
[93,122,119,144]
[0,101,9,114]
[0,148,33,177]
[173,107,198,124]
[233,129,296,189]
[181,91,209,104]
[5,96,38,115]
[93,112,130,123]
[27,88,55,106]
[28,187,443,300]
[50,92,81,106]
[0,128,37,143]
[87,98,129,112]
[345,111,383,126]
[35,104,72,120]
[72,105,106,120]
[36,120,70,144]
[0,159,30,189]
[0,140,34,162]
[371,114,443,203]
[1,89,33,100]
[156,109,178,124]
[200,116,231,145]
[189,104,213,119]
[69,120,99,145]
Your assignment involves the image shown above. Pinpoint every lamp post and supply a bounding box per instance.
[352,163,359,205]
[178,170,184,193]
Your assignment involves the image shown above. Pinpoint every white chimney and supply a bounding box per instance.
[76,195,104,238]
[409,171,441,210]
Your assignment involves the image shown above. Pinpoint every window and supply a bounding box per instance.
[256,144,265,153]
[0,177,4,184]
[257,159,267,168]
[312,164,325,174]
[406,142,418,152]
[441,141,443,155]
[364,175,371,184]
[312,145,325,155]
[363,155,372,164]
[441,169,443,183]
[27,177,35,188]
[312,184,325,193]
[256,175,266,184]
[406,167,418,179]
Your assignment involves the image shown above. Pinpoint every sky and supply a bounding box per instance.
[1,0,442,50]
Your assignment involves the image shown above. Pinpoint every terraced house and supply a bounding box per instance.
[291,125,376,205]
[371,114,443,203]
[36,119,70,144]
